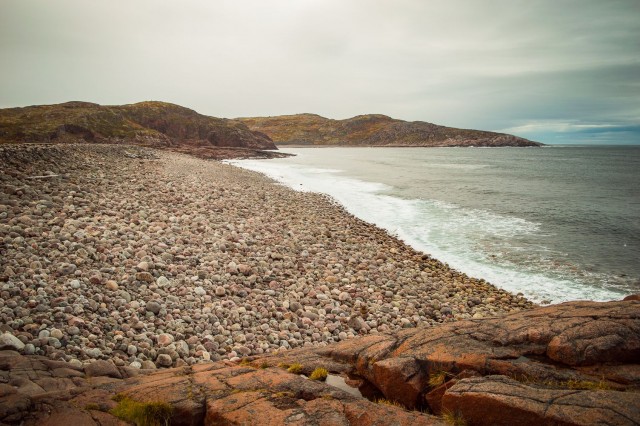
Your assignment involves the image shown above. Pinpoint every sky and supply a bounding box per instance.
[1,0,639,144]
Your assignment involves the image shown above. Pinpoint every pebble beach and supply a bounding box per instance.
[0,144,534,369]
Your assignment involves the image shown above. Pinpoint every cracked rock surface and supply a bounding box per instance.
[258,300,640,425]
[0,300,637,425]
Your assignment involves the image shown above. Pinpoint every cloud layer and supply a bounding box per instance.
[1,0,638,144]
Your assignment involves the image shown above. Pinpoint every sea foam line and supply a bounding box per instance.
[227,158,626,304]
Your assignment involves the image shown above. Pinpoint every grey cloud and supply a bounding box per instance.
[0,0,638,144]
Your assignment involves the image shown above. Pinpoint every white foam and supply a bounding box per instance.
[228,157,627,304]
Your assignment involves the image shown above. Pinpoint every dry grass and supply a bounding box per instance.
[442,410,467,426]
[375,398,405,409]
[561,379,612,391]
[110,395,173,426]
[309,367,328,381]
[428,371,449,388]
[287,363,303,374]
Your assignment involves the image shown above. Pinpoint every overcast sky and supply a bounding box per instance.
[1,0,639,144]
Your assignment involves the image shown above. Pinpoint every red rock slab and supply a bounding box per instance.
[118,373,205,426]
[441,375,640,426]
[342,399,446,426]
[192,369,229,392]
[257,348,352,375]
[206,391,303,426]
[317,335,395,365]
[86,410,130,426]
[424,370,481,415]
[205,388,445,426]
[371,357,425,409]
[546,318,640,366]
[25,407,97,426]
[68,388,123,413]
[223,367,330,402]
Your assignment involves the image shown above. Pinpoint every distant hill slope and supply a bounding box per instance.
[0,101,277,150]
[237,113,542,147]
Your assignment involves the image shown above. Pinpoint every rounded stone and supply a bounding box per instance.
[105,280,118,291]
[156,276,170,287]
[145,300,161,314]
[85,348,102,359]
[157,333,174,346]
[50,328,63,340]
[156,353,172,367]
[0,333,25,351]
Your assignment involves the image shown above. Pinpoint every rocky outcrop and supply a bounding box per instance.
[442,375,639,426]
[0,101,277,152]
[0,352,444,425]
[237,113,542,147]
[0,300,637,425]
[255,300,640,425]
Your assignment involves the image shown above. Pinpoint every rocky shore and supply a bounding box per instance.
[0,300,637,425]
[1,143,532,369]
[1,143,638,425]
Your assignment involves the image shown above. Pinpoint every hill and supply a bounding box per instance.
[237,113,542,147]
[0,101,277,150]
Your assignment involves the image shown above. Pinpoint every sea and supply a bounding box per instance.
[229,146,640,304]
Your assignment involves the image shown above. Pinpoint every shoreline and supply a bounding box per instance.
[0,143,533,369]
[273,144,544,148]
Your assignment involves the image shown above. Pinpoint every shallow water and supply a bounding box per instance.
[230,146,640,304]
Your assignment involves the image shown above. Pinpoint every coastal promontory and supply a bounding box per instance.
[238,113,542,147]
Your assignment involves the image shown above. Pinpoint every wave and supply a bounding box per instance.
[227,158,628,304]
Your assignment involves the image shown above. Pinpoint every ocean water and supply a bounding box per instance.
[229,146,640,304]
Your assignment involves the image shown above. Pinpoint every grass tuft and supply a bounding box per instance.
[309,367,328,381]
[110,395,173,426]
[428,371,448,388]
[442,410,467,426]
[287,363,303,374]
[375,398,405,409]
[562,379,612,391]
